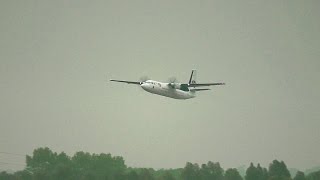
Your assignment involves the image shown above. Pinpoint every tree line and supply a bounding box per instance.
[0,147,319,180]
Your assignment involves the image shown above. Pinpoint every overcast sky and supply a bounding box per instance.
[1,0,319,171]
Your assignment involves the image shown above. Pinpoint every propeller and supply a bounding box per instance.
[139,76,150,85]
[168,77,178,83]
[167,77,179,89]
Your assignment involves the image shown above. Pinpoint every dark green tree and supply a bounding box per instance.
[33,169,50,180]
[262,167,268,180]
[306,170,320,180]
[181,162,200,180]
[127,171,139,180]
[80,172,96,180]
[52,163,73,180]
[257,164,268,180]
[0,171,15,180]
[13,170,33,180]
[156,168,181,180]
[56,152,71,164]
[245,163,268,180]
[224,168,243,180]
[26,147,56,168]
[245,163,259,180]
[139,168,155,180]
[72,152,92,169]
[21,147,129,180]
[158,171,175,180]
[51,152,73,180]
[268,160,291,180]
[293,171,306,180]
[206,161,224,180]
[200,163,211,180]
[113,171,126,180]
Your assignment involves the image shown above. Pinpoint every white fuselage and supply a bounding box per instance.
[140,80,195,99]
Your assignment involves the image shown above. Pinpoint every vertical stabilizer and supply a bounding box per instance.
[188,70,197,84]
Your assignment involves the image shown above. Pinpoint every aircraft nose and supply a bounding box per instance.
[140,83,147,89]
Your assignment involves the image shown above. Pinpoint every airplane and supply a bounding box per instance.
[110,70,225,100]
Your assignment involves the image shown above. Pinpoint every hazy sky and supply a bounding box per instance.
[1,0,319,171]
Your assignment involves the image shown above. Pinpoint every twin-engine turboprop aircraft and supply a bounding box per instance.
[110,70,225,100]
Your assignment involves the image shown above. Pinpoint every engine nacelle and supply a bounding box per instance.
[168,83,181,89]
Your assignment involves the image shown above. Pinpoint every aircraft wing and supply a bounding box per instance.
[192,88,211,91]
[110,79,141,85]
[186,82,225,87]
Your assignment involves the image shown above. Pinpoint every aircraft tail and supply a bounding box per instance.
[188,70,197,84]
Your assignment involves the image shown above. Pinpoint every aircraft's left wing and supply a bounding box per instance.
[110,79,141,85]
[186,82,225,87]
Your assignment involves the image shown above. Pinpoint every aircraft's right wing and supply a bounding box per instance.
[110,79,141,85]
[186,83,225,87]
[192,88,211,91]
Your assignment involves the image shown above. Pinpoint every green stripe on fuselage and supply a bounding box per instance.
[180,84,189,92]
